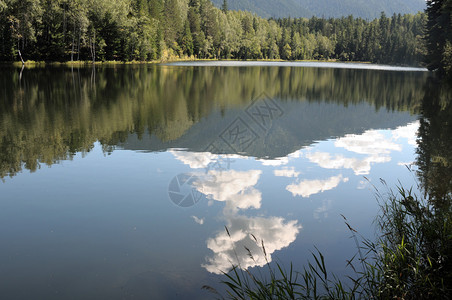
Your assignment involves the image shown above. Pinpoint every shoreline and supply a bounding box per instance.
[0,58,426,70]
[1,58,372,67]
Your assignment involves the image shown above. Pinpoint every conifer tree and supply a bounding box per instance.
[222,0,228,14]
[425,0,452,77]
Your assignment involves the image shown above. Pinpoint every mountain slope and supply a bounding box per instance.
[212,0,426,19]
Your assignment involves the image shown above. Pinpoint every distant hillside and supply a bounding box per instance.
[212,0,426,19]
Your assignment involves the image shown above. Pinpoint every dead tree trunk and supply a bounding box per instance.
[18,49,24,65]
[19,64,24,81]
[16,37,24,65]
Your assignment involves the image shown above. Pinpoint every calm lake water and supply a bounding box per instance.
[0,62,450,299]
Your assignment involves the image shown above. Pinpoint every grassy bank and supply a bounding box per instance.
[205,182,452,299]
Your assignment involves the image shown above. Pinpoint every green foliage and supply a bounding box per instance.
[374,179,452,299]
[164,0,183,49]
[180,19,194,56]
[281,43,291,60]
[442,41,452,78]
[0,0,428,65]
[425,0,452,77]
[0,0,6,13]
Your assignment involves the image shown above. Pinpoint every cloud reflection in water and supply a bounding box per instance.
[168,121,419,274]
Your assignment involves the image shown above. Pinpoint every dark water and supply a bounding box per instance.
[0,62,450,299]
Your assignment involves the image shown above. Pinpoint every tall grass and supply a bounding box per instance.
[374,180,452,299]
[203,181,452,299]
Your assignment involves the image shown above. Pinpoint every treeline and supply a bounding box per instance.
[0,0,426,65]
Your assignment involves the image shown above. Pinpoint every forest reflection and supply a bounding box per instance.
[0,65,431,179]
[416,78,452,205]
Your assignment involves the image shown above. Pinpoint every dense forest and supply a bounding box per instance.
[0,0,426,65]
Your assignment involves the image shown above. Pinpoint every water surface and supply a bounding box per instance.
[167,61,428,71]
[0,62,449,299]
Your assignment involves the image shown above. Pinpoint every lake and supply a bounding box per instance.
[0,62,450,299]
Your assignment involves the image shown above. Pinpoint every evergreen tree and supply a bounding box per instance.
[164,0,183,49]
[425,0,452,77]
[221,0,228,13]
[187,4,205,57]
[148,0,163,20]
[180,19,194,56]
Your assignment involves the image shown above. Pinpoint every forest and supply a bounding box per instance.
[0,0,426,66]
[0,0,450,73]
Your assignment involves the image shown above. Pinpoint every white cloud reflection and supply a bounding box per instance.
[286,175,348,198]
[257,157,289,166]
[194,169,262,211]
[170,151,216,169]
[335,130,401,155]
[170,150,244,170]
[305,122,419,175]
[306,152,389,175]
[202,215,301,274]
[392,121,419,146]
[192,216,205,225]
[397,161,415,167]
[188,166,300,274]
[195,122,419,274]
[274,167,300,178]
